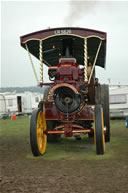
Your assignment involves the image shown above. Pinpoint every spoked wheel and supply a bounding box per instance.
[94,105,105,155]
[30,108,47,156]
[95,84,110,142]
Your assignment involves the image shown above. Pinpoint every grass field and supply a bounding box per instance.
[0,116,128,193]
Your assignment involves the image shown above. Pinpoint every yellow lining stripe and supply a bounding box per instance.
[22,34,105,44]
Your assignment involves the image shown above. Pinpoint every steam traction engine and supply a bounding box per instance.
[20,27,110,156]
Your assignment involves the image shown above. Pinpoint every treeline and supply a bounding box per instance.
[0,86,45,93]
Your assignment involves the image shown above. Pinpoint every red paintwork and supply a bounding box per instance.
[78,106,94,120]
[44,120,94,136]
[45,104,93,121]
[64,124,72,137]
[45,104,58,120]
[49,83,78,95]
[45,61,94,127]
[48,63,83,82]
[20,27,106,44]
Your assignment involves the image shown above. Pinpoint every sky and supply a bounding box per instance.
[1,0,128,87]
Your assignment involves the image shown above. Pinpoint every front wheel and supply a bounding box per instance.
[30,108,47,156]
[94,105,105,155]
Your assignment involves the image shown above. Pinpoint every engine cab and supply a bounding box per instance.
[48,48,84,82]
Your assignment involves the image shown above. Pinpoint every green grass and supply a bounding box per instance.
[0,115,30,137]
[0,116,128,161]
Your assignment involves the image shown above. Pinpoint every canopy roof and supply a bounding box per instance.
[20,27,107,68]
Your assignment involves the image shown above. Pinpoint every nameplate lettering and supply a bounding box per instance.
[54,29,72,35]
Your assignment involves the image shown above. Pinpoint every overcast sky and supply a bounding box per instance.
[1,0,128,87]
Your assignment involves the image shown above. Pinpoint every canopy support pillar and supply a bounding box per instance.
[88,40,102,84]
[25,43,39,85]
[84,38,88,82]
[39,40,43,84]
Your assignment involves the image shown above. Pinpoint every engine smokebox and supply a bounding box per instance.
[53,86,81,114]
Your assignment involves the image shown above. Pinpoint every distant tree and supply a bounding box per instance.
[0,86,45,93]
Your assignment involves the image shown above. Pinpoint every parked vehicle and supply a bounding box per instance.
[17,92,43,114]
[109,86,128,118]
[0,92,18,119]
[0,92,43,118]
